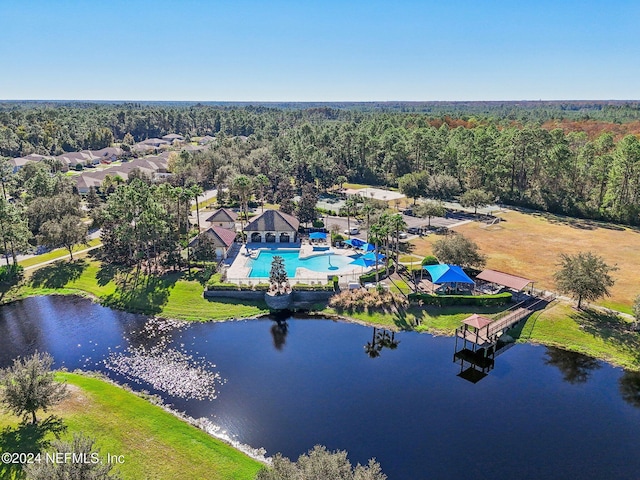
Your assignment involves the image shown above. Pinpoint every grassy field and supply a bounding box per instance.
[411,209,640,313]
[18,259,269,322]
[512,301,640,370]
[0,373,262,480]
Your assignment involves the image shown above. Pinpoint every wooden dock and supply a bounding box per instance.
[455,293,555,348]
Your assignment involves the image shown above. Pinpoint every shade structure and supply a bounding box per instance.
[351,256,377,268]
[476,269,532,291]
[423,264,475,285]
[309,232,327,240]
[362,252,386,262]
[350,238,366,248]
[361,242,376,252]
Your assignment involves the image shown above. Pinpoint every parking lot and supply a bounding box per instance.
[320,212,465,241]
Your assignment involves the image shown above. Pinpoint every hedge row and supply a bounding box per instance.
[206,283,270,291]
[291,283,335,291]
[407,292,512,306]
[359,264,395,284]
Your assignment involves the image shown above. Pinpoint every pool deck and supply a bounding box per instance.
[225,242,366,285]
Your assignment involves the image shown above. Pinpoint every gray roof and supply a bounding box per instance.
[205,208,238,223]
[244,210,300,232]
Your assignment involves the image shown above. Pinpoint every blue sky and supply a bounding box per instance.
[1,0,638,101]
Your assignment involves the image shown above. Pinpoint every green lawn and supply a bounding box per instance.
[19,238,103,268]
[325,304,507,333]
[0,373,263,480]
[19,259,269,322]
[512,302,640,370]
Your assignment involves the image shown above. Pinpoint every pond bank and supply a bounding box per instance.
[0,372,263,480]
[7,257,640,371]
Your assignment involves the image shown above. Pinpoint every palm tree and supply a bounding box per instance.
[254,174,270,213]
[344,196,360,237]
[232,175,252,244]
[361,199,376,243]
[369,222,388,284]
[387,213,407,269]
[189,184,203,231]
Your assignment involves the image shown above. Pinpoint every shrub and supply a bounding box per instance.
[312,219,325,228]
[407,292,512,306]
[332,233,345,244]
[256,444,386,480]
[291,282,334,291]
[0,264,23,285]
[329,288,408,313]
[359,264,395,284]
[421,255,439,266]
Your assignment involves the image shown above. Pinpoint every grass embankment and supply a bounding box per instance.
[18,259,269,322]
[411,209,640,314]
[513,301,640,370]
[0,373,262,480]
[325,304,507,334]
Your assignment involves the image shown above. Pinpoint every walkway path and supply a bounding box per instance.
[23,244,103,271]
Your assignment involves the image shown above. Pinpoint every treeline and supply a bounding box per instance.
[2,103,640,224]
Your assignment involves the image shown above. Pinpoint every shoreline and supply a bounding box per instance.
[63,370,272,466]
[6,287,640,372]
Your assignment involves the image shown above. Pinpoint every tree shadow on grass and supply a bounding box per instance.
[0,415,66,480]
[392,308,415,330]
[29,260,88,289]
[95,262,129,287]
[102,272,180,315]
[571,308,640,361]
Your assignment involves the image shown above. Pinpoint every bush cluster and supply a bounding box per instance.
[407,291,512,306]
[329,288,408,313]
[291,283,335,291]
[359,264,395,284]
[0,264,24,285]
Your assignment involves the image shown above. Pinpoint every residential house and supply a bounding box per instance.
[162,133,185,144]
[188,226,237,260]
[203,208,238,230]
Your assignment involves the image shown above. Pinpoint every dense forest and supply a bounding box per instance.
[2,101,640,225]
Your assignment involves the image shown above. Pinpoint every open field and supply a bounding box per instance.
[411,209,640,313]
[0,373,262,480]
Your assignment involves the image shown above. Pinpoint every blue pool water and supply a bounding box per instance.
[248,249,356,277]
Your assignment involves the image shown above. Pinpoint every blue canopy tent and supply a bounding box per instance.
[362,252,386,262]
[309,232,327,240]
[423,264,474,293]
[351,256,377,268]
[350,238,366,248]
[361,242,376,252]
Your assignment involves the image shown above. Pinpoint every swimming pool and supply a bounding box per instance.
[248,249,356,278]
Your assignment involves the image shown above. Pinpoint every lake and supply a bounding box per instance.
[1,295,640,479]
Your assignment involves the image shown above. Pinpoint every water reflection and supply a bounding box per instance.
[364,328,400,358]
[452,336,515,383]
[270,320,288,351]
[2,297,640,480]
[544,347,601,384]
[619,371,640,408]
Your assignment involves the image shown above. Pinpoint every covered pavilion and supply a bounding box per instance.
[476,269,534,296]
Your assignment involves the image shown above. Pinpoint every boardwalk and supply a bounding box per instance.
[455,293,555,348]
